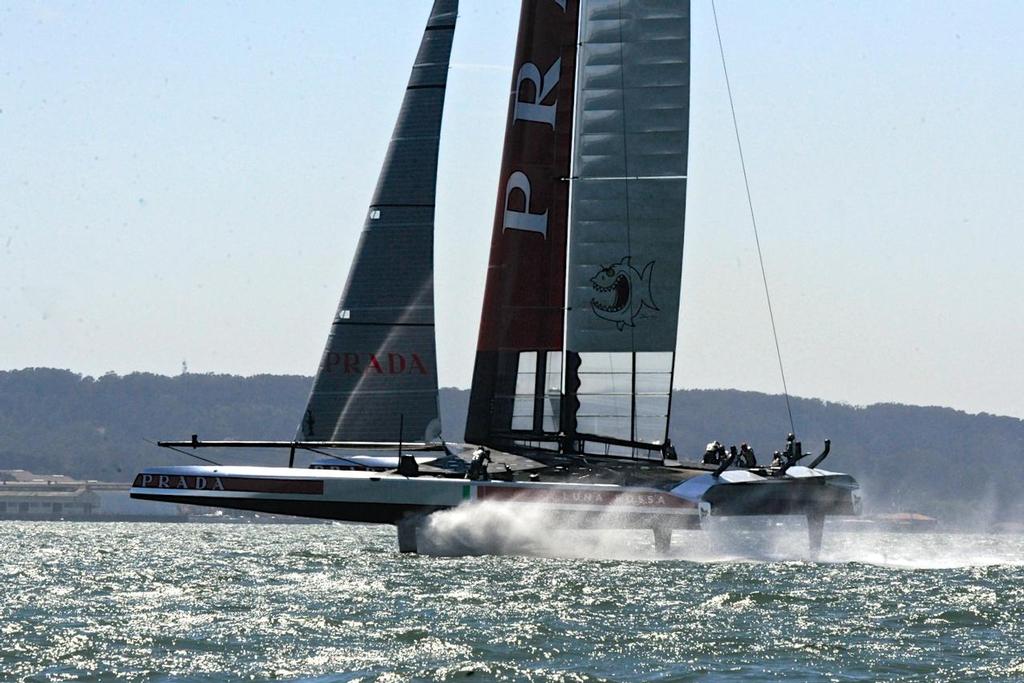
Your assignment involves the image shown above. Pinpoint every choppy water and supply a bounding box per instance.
[3,516,1024,682]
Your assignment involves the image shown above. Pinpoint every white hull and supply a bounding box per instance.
[131,464,859,534]
[130,465,702,530]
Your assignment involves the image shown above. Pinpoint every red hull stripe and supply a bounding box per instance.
[477,485,694,509]
[132,474,324,495]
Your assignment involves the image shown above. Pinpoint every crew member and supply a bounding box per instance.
[738,443,756,468]
[663,438,678,461]
[466,447,492,481]
[784,433,796,461]
[703,441,722,465]
[770,450,784,468]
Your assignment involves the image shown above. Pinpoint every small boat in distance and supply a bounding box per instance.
[132,0,860,554]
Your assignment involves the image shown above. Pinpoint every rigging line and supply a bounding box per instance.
[144,438,221,466]
[301,446,375,469]
[710,0,796,436]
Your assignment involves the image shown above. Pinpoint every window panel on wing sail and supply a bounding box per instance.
[512,397,535,431]
[634,417,667,444]
[635,372,671,394]
[511,351,538,432]
[635,395,670,417]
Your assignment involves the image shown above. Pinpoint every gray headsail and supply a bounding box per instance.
[298,0,457,443]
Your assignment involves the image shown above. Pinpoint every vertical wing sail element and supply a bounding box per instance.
[298,0,457,443]
[465,0,581,450]
[565,0,690,456]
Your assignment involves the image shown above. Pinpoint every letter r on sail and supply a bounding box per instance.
[513,59,560,129]
[503,171,548,237]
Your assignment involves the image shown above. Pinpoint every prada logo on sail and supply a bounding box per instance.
[513,58,560,129]
[503,171,548,237]
[502,0,565,239]
[323,352,429,375]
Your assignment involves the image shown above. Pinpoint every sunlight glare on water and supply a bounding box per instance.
[3,520,1024,682]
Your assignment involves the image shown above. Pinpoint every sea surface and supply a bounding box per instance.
[3,513,1024,682]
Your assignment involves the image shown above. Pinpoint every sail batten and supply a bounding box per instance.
[299,0,456,444]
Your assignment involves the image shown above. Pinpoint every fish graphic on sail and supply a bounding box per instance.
[299,0,457,444]
[468,0,689,459]
[589,256,659,330]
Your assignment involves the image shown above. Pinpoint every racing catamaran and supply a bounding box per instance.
[132,0,860,553]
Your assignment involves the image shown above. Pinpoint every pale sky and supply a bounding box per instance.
[2,1,1023,419]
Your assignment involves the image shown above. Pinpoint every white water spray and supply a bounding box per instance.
[415,501,1024,567]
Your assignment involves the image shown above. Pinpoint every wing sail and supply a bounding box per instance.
[465,0,582,451]
[564,0,690,458]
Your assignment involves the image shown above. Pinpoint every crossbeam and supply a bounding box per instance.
[157,437,445,452]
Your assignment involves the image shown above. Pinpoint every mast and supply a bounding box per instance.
[298,0,458,444]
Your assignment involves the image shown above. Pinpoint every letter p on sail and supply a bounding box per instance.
[503,171,548,237]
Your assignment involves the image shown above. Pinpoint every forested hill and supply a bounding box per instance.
[2,368,1022,523]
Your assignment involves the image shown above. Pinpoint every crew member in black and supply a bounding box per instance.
[738,442,756,468]
[783,433,796,461]
[770,450,784,468]
[663,438,678,461]
[703,441,723,465]
[467,447,492,481]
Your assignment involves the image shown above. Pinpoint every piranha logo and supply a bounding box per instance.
[590,257,658,330]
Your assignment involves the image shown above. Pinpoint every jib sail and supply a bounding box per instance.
[299,0,457,443]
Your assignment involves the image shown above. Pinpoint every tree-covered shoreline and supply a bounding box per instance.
[1,368,1020,524]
